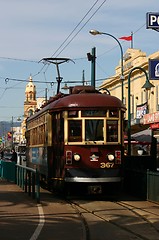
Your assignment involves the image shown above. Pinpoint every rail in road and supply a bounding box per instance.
[70,198,159,240]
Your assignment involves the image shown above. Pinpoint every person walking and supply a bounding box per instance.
[0,149,4,159]
[11,149,17,163]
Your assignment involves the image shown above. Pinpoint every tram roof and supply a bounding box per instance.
[48,93,125,112]
[27,91,126,121]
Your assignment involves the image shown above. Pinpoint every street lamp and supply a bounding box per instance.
[127,67,154,156]
[89,29,124,103]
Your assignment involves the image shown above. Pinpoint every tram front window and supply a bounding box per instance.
[68,120,82,142]
[106,120,118,142]
[85,120,104,141]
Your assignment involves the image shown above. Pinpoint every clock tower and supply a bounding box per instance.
[24,75,37,117]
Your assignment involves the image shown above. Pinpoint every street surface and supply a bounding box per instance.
[0,180,159,240]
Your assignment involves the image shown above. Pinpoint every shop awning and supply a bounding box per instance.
[131,129,152,143]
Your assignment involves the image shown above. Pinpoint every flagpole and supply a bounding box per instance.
[119,34,133,47]
[131,31,133,49]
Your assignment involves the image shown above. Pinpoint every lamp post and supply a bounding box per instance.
[89,29,124,103]
[127,67,154,156]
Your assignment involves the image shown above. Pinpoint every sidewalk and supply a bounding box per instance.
[0,179,39,240]
[0,179,85,240]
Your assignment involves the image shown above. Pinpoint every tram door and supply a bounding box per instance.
[52,113,64,178]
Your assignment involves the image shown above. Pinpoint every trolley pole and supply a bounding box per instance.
[41,58,75,95]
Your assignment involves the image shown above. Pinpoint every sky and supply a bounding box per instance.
[0,0,158,122]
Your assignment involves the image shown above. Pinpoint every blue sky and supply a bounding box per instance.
[0,0,158,121]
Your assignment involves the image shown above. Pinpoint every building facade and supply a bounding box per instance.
[13,76,45,146]
[100,48,159,134]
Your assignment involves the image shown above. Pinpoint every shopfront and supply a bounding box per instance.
[143,112,159,168]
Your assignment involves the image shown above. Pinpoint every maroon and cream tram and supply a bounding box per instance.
[26,86,126,195]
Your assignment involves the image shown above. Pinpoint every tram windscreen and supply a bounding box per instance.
[68,120,82,142]
[106,120,118,142]
[85,120,104,141]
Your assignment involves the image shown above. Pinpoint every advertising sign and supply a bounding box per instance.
[146,12,159,29]
[143,111,159,125]
[149,59,159,80]
[136,102,147,119]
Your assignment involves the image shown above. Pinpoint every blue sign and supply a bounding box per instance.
[146,12,159,29]
[149,59,159,80]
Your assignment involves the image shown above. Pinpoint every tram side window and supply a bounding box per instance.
[26,130,30,146]
[68,110,78,118]
[85,120,104,141]
[68,120,82,142]
[106,120,118,142]
[32,128,37,145]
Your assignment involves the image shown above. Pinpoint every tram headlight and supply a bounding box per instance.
[107,154,114,161]
[73,153,81,161]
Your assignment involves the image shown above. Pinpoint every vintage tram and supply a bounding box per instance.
[26,85,126,195]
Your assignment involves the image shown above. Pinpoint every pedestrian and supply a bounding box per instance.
[11,148,17,163]
[0,149,4,159]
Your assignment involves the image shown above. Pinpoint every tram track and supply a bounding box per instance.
[115,201,159,234]
[67,199,159,240]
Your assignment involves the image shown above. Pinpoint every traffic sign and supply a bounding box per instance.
[149,59,159,80]
[146,12,159,29]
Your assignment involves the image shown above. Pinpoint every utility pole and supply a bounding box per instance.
[91,47,96,88]
[87,47,96,88]
[11,116,14,149]
[82,70,85,85]
[45,88,48,103]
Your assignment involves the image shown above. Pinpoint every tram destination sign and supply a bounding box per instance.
[146,12,159,29]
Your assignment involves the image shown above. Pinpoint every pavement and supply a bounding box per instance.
[0,178,40,240]
[0,179,84,240]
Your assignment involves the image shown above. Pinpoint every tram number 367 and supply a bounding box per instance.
[100,162,114,168]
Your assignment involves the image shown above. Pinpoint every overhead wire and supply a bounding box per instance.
[0,21,147,90]
[42,0,108,75]
[0,1,104,81]
[23,0,103,79]
[51,0,108,58]
[51,0,100,58]
[85,23,147,77]
[0,3,154,120]
[96,23,146,58]
[0,56,38,63]
[0,4,149,99]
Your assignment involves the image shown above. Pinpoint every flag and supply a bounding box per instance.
[119,35,132,41]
